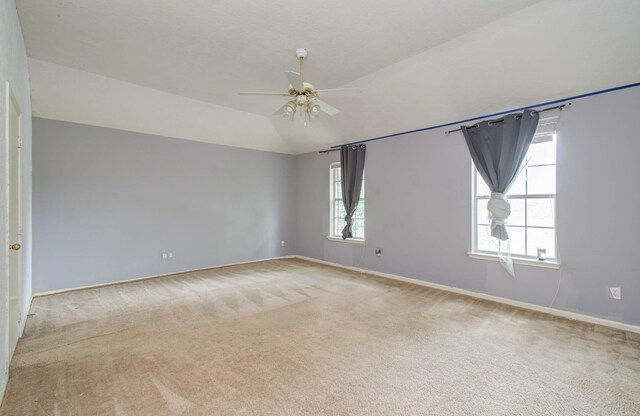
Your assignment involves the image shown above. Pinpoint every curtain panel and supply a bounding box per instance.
[462,110,539,240]
[340,145,366,239]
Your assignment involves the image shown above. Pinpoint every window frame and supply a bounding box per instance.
[470,121,559,264]
[329,162,365,242]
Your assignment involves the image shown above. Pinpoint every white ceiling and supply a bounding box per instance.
[28,59,291,153]
[17,0,640,154]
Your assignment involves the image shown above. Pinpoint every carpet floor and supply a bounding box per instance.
[1,258,639,415]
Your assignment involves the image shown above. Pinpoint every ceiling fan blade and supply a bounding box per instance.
[315,99,340,116]
[284,71,304,91]
[239,92,290,96]
[316,88,359,98]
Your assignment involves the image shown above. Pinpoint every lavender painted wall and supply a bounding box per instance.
[32,87,640,326]
[33,118,296,292]
[295,86,640,326]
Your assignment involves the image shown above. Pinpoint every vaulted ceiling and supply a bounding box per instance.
[17,0,640,154]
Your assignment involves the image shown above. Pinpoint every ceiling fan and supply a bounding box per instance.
[239,48,356,125]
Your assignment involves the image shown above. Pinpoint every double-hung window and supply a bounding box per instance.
[472,117,558,261]
[330,162,365,240]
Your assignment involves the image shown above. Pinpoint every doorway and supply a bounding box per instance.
[5,84,23,361]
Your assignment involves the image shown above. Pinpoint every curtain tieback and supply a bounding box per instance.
[344,215,353,226]
[487,192,511,227]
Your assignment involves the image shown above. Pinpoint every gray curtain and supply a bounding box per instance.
[340,145,366,239]
[462,110,539,240]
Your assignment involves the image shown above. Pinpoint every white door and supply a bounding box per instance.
[6,87,23,359]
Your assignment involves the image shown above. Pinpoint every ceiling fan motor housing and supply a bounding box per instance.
[295,48,308,60]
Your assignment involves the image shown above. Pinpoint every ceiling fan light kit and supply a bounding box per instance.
[239,48,357,125]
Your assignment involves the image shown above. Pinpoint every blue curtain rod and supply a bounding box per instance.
[320,81,640,153]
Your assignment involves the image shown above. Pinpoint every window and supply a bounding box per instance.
[472,117,558,260]
[330,162,365,240]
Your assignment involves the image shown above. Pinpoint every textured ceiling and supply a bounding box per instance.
[17,0,640,153]
[17,0,536,109]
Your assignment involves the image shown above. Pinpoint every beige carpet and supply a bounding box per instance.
[2,259,639,415]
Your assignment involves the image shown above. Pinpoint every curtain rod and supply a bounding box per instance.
[317,81,640,153]
[318,144,365,154]
[444,104,569,135]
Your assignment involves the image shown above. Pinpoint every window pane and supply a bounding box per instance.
[335,201,345,219]
[476,199,489,225]
[476,225,496,252]
[527,165,556,195]
[507,168,526,195]
[476,198,524,226]
[354,200,365,218]
[527,140,556,166]
[508,199,525,226]
[334,218,345,236]
[477,226,525,256]
[352,219,365,239]
[476,173,491,196]
[472,128,557,259]
[527,227,556,259]
[505,226,526,256]
[527,198,555,227]
[330,164,364,239]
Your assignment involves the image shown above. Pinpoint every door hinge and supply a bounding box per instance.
[17,136,23,148]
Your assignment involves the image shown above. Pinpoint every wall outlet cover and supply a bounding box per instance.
[608,287,621,300]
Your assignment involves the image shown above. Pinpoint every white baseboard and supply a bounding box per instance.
[33,255,296,297]
[293,255,640,335]
[29,253,639,335]
[0,370,7,413]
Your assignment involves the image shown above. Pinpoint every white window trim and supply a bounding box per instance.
[326,236,365,244]
[329,161,365,241]
[467,252,560,269]
[329,162,341,240]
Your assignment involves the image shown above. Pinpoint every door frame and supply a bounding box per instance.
[4,82,23,365]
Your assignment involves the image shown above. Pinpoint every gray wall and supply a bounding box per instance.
[295,86,640,326]
[1,0,32,396]
[32,87,640,327]
[33,118,296,293]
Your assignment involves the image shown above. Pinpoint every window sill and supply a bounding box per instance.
[327,236,365,245]
[467,252,561,269]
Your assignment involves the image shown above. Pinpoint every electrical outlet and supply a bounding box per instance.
[375,248,382,258]
[281,241,285,247]
[608,287,621,300]
[161,253,168,260]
